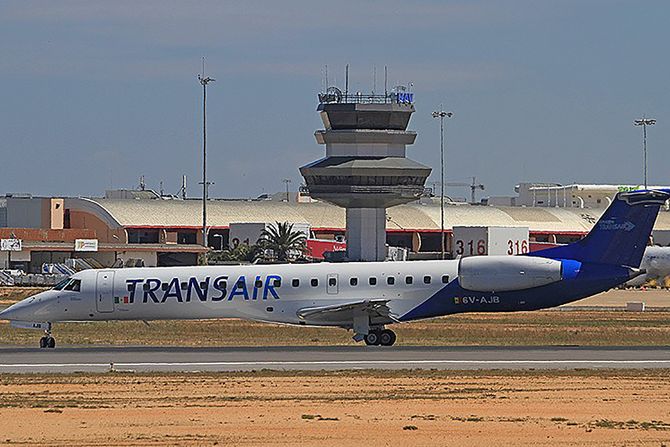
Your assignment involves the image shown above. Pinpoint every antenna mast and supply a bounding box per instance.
[180,175,187,200]
[345,64,349,97]
[384,66,388,97]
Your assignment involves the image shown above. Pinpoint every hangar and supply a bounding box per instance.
[3,189,670,271]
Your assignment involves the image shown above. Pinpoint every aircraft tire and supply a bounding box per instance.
[39,337,47,349]
[364,331,380,346]
[379,329,396,347]
[46,337,56,349]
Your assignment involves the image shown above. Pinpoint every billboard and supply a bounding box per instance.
[0,239,22,251]
[74,239,99,252]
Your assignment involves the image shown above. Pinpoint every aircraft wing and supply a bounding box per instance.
[297,299,398,325]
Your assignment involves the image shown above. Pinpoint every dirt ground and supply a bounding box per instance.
[0,370,669,446]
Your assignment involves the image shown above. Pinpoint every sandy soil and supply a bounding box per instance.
[571,288,670,307]
[1,370,669,446]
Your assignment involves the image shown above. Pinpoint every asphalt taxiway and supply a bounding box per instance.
[1,345,670,372]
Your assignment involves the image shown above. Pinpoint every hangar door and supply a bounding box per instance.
[96,271,115,313]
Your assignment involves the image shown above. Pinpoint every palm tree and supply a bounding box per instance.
[256,221,307,263]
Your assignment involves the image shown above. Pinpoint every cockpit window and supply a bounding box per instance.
[53,278,70,291]
[64,279,81,292]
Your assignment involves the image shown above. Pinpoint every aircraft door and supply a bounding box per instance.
[327,273,339,295]
[96,271,115,313]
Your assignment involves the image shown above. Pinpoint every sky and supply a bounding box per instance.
[0,0,668,200]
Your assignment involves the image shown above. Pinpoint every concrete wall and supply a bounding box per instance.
[6,197,43,228]
[68,209,127,243]
[43,198,64,229]
[345,208,386,261]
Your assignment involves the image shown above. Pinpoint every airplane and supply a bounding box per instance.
[625,246,670,287]
[1,189,668,349]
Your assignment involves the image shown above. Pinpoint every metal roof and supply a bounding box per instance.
[65,197,670,233]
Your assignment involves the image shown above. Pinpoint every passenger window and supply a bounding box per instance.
[442,275,450,284]
[311,278,319,287]
[405,276,413,285]
[64,279,81,292]
[181,282,188,290]
[143,283,150,291]
[200,281,208,289]
[161,283,169,291]
[328,277,337,287]
[423,275,431,284]
[255,280,263,288]
[126,283,134,292]
[350,277,358,286]
[387,277,395,285]
[273,278,281,287]
[369,277,377,286]
[292,278,300,287]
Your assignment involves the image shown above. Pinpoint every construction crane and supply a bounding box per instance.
[445,177,485,204]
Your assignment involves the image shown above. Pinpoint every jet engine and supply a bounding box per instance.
[458,256,565,292]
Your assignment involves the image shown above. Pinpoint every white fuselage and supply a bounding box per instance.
[5,260,459,327]
[626,246,670,286]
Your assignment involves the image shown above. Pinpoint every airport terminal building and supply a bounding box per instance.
[3,184,670,271]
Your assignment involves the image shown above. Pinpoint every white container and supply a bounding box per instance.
[452,226,529,258]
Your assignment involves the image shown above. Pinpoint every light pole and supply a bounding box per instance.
[282,178,292,202]
[634,116,656,189]
[432,109,454,260]
[198,60,215,248]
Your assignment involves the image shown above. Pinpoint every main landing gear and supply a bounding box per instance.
[39,323,55,349]
[364,328,397,346]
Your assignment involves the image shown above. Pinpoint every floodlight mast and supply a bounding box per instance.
[432,109,453,260]
[198,59,215,249]
[634,116,656,189]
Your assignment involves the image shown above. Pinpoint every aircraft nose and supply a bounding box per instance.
[0,300,30,321]
[0,293,49,321]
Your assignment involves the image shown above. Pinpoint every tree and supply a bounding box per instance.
[256,221,307,263]
[208,243,258,264]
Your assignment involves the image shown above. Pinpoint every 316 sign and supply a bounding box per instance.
[507,239,529,255]
[455,239,486,256]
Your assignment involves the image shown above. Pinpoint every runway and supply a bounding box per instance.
[1,345,670,372]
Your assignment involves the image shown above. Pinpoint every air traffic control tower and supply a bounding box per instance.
[300,87,431,261]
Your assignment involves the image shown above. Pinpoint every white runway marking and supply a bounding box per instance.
[2,359,670,369]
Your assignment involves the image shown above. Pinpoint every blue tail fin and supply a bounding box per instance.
[529,189,670,267]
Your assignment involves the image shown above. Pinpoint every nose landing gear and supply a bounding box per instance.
[38,323,55,349]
